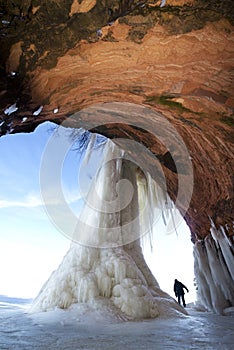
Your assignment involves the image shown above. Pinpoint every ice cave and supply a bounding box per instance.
[0,0,233,327]
[27,102,233,319]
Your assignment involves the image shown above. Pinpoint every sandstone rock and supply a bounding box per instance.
[0,0,233,243]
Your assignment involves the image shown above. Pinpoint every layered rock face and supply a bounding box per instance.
[0,0,233,311]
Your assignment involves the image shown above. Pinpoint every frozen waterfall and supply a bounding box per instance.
[194,223,234,315]
[31,133,186,319]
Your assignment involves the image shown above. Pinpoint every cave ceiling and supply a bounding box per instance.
[0,0,233,242]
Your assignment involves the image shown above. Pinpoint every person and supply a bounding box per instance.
[174,279,189,307]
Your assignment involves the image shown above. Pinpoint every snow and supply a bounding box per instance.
[1,297,234,350]
[33,106,43,116]
[96,29,102,37]
[160,0,167,8]
[4,103,18,115]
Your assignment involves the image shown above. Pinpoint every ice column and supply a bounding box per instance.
[194,224,234,314]
[31,138,185,319]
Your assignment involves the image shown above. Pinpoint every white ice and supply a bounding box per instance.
[30,137,187,319]
[4,103,18,115]
[160,0,167,8]
[33,106,43,116]
[1,297,233,350]
[194,223,234,314]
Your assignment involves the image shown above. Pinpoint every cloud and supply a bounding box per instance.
[0,193,43,209]
[0,190,82,210]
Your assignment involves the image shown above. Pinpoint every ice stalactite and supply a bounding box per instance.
[210,223,234,281]
[194,224,234,314]
[31,136,185,319]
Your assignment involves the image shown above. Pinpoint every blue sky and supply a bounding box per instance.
[0,123,72,297]
[0,122,195,301]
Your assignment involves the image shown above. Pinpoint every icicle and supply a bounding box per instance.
[77,273,99,303]
[194,232,234,315]
[137,168,183,256]
[205,236,234,303]
[82,133,97,166]
[193,241,214,312]
[168,206,179,236]
[210,223,234,280]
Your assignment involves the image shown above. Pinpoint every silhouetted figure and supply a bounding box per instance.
[174,279,189,307]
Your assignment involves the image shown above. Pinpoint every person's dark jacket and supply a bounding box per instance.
[174,279,189,296]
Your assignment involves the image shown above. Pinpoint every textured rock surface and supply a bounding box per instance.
[0,0,233,242]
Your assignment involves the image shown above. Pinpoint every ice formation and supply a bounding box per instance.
[160,0,167,8]
[31,134,186,319]
[33,106,43,116]
[4,102,18,115]
[194,223,234,314]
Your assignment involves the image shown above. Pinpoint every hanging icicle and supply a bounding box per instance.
[194,225,234,315]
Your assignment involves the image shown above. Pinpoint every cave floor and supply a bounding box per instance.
[1,298,233,350]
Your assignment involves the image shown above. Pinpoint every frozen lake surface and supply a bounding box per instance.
[0,296,233,350]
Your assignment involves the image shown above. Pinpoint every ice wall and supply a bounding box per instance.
[194,223,234,314]
[31,137,185,319]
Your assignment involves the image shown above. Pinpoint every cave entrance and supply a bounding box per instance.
[57,102,196,305]
[50,121,196,304]
[0,102,195,318]
[30,118,194,318]
[142,209,196,304]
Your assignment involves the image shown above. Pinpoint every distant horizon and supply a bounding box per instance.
[0,294,33,303]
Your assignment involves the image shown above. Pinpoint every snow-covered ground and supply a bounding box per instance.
[1,296,233,350]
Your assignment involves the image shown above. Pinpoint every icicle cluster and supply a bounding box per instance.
[31,134,185,319]
[194,222,234,314]
[137,170,179,251]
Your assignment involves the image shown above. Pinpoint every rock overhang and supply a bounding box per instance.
[0,0,233,242]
